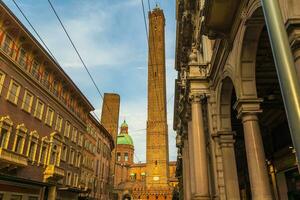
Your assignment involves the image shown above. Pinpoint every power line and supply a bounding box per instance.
[47,0,115,124]
[147,0,151,11]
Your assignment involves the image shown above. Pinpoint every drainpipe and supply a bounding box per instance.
[261,0,300,171]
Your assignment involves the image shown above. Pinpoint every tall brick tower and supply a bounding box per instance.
[100,93,120,187]
[146,7,169,188]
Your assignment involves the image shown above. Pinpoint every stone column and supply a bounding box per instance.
[183,139,192,200]
[47,186,57,200]
[218,131,240,200]
[235,99,272,199]
[190,94,210,199]
[188,121,196,195]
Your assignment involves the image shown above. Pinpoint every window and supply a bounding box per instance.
[130,173,136,181]
[27,131,39,162]
[45,107,54,126]
[61,145,68,161]
[141,172,146,181]
[52,80,59,97]
[18,48,27,68]
[31,61,40,80]
[6,79,21,105]
[48,133,62,166]
[0,116,13,149]
[117,153,121,162]
[73,173,78,187]
[69,149,75,165]
[72,127,78,142]
[75,153,81,167]
[67,171,72,185]
[2,34,13,56]
[0,70,6,95]
[78,132,83,146]
[34,98,44,120]
[55,115,63,132]
[41,69,49,88]
[124,153,129,162]
[21,90,34,113]
[39,137,49,165]
[64,121,71,138]
[13,124,27,154]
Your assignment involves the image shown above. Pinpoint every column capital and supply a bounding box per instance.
[189,93,206,103]
[217,131,236,148]
[233,98,263,119]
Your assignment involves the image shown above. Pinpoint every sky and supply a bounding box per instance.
[3,0,177,162]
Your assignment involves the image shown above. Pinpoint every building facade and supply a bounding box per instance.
[174,0,300,199]
[113,122,177,200]
[0,2,114,200]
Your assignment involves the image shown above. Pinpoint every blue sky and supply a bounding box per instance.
[3,0,177,162]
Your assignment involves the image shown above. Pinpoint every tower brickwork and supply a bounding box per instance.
[100,93,120,186]
[146,7,169,188]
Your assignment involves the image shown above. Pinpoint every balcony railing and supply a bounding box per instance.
[44,164,65,180]
[0,148,28,167]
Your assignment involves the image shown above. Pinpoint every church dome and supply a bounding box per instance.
[117,120,134,146]
[117,134,134,146]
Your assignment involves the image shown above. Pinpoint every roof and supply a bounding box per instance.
[117,134,134,146]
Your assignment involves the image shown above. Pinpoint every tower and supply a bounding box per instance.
[100,93,120,186]
[146,7,169,187]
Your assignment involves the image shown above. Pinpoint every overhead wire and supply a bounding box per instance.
[46,0,119,126]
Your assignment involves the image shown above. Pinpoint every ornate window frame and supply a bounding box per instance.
[0,116,13,149]
[48,132,62,167]
[26,130,39,163]
[38,136,49,166]
[12,123,27,154]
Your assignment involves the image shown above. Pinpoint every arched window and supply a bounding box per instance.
[27,131,39,162]
[0,116,13,149]
[124,153,129,162]
[13,123,27,154]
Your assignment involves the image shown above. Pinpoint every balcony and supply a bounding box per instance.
[0,148,28,167]
[203,0,241,38]
[44,164,65,180]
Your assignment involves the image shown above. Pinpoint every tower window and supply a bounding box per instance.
[117,152,121,161]
[124,153,129,162]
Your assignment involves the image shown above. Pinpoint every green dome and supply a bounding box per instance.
[117,134,134,146]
